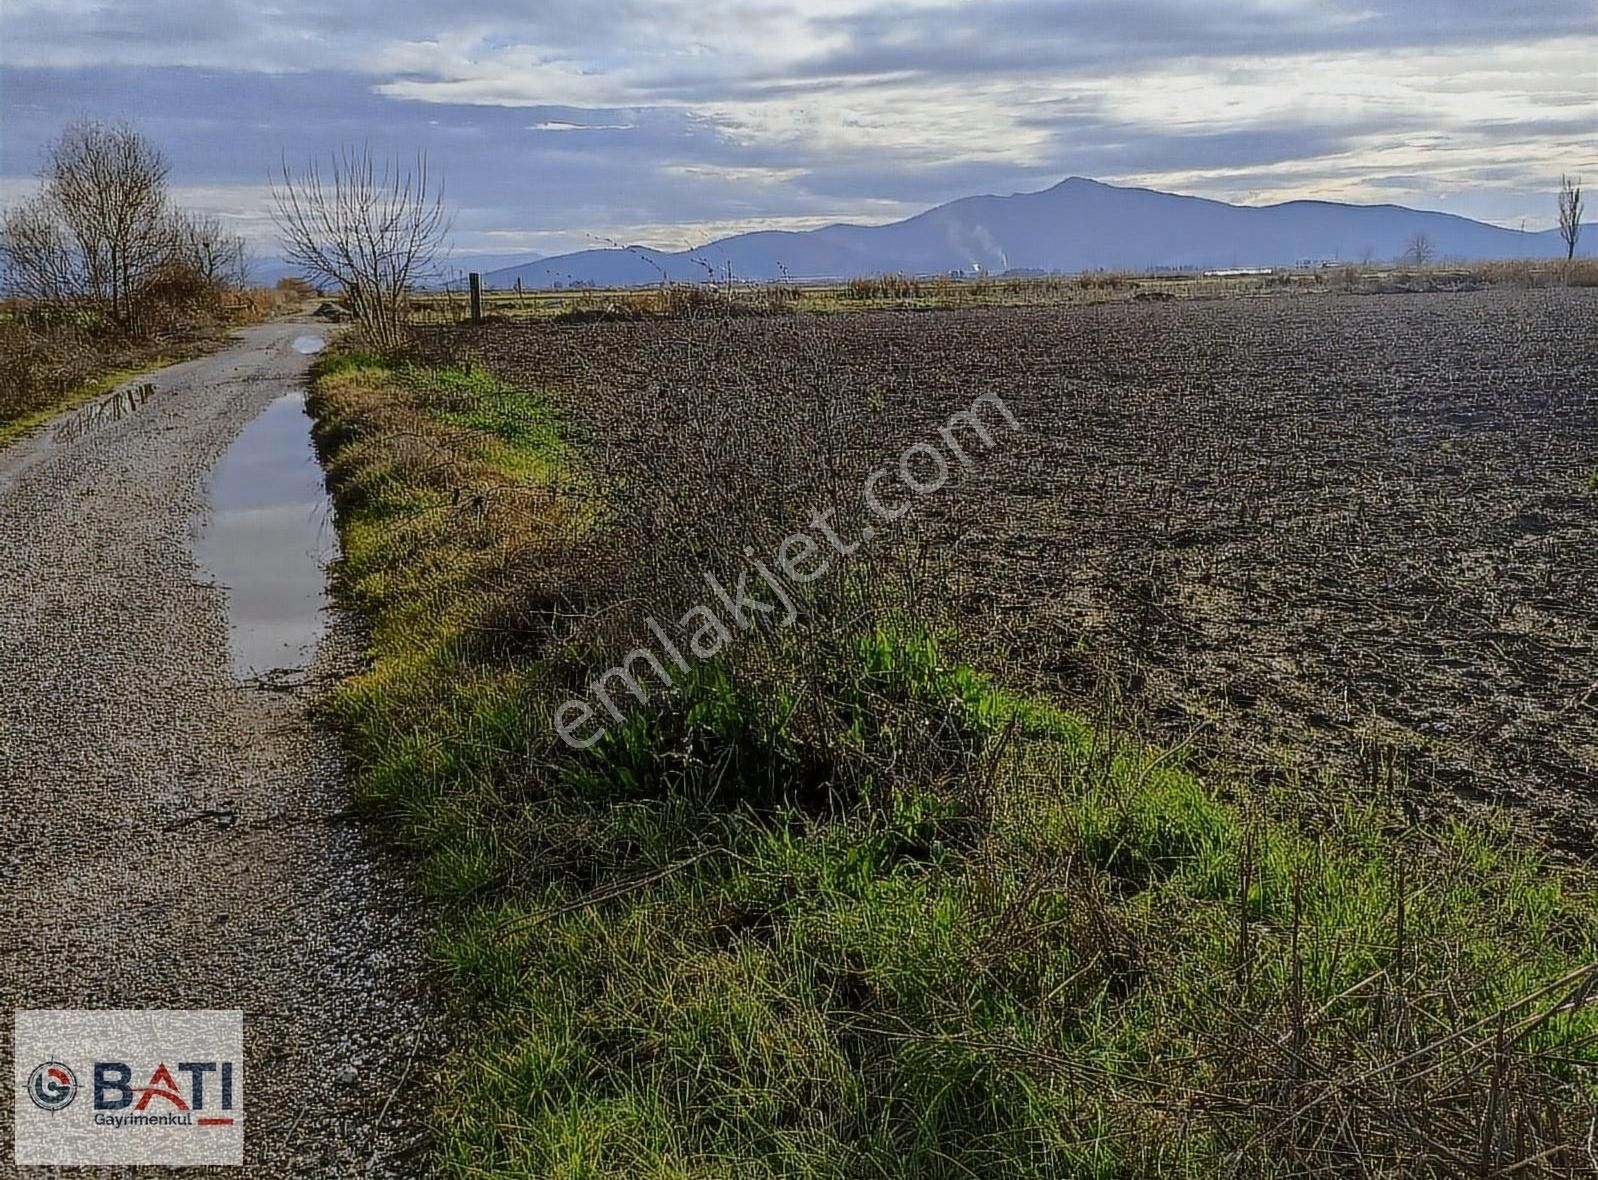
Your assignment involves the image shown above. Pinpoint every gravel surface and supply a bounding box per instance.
[0,322,437,1176]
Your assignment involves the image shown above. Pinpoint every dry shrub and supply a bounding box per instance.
[276,275,319,298]
[554,281,798,323]
[1564,258,1598,288]
[226,287,291,323]
[1208,964,1598,1176]
[1,271,292,431]
[130,262,225,336]
[221,280,315,326]
[1079,270,1135,291]
[847,272,925,301]
[846,272,1078,306]
[1003,273,1071,298]
[1345,259,1598,295]
[0,313,97,422]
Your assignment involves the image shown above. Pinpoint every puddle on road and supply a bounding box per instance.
[193,392,338,680]
[54,380,159,443]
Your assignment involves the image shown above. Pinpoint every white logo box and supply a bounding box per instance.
[13,1010,244,1167]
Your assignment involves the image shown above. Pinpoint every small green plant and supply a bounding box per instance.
[1585,467,1598,493]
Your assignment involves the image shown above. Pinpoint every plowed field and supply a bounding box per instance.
[446,288,1598,841]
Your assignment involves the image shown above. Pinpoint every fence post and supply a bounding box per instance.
[469,272,482,324]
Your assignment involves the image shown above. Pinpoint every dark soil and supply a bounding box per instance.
[441,288,1598,844]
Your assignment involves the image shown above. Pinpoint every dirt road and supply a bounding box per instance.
[0,322,434,1175]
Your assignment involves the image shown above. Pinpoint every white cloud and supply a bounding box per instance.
[1090,38,1598,227]
[531,121,636,132]
[344,9,1594,199]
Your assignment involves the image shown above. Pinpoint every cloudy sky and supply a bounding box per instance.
[1,0,1593,258]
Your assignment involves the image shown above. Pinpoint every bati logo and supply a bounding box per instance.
[94,1060,238,1123]
[28,1062,79,1112]
[14,1009,244,1166]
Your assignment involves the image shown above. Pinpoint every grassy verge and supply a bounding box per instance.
[310,350,1598,1177]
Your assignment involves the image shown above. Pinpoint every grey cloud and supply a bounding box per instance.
[7,0,1591,83]
[799,0,1597,84]
[0,67,915,248]
[5,58,1586,250]
[2,0,1589,250]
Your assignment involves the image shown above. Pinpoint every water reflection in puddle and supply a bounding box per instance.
[193,392,337,679]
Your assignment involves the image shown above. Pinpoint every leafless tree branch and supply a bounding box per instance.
[1558,174,1584,263]
[271,146,452,350]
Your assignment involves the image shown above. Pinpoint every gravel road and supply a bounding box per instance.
[0,322,436,1175]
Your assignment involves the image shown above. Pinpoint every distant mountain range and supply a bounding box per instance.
[478,177,1589,289]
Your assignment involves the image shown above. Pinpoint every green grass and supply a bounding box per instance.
[1586,467,1598,493]
[309,352,1598,1178]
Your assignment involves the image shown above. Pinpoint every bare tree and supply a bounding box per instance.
[174,212,249,289]
[44,122,177,328]
[271,147,451,350]
[2,120,251,352]
[1405,231,1435,266]
[1,122,189,330]
[1558,174,1584,261]
[0,198,81,307]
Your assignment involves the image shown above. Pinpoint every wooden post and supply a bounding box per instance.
[469,272,483,324]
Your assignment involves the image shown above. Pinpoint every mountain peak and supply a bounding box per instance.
[483,178,1586,287]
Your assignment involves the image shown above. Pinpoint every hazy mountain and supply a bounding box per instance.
[245,256,310,287]
[482,178,1590,288]
[433,252,547,288]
